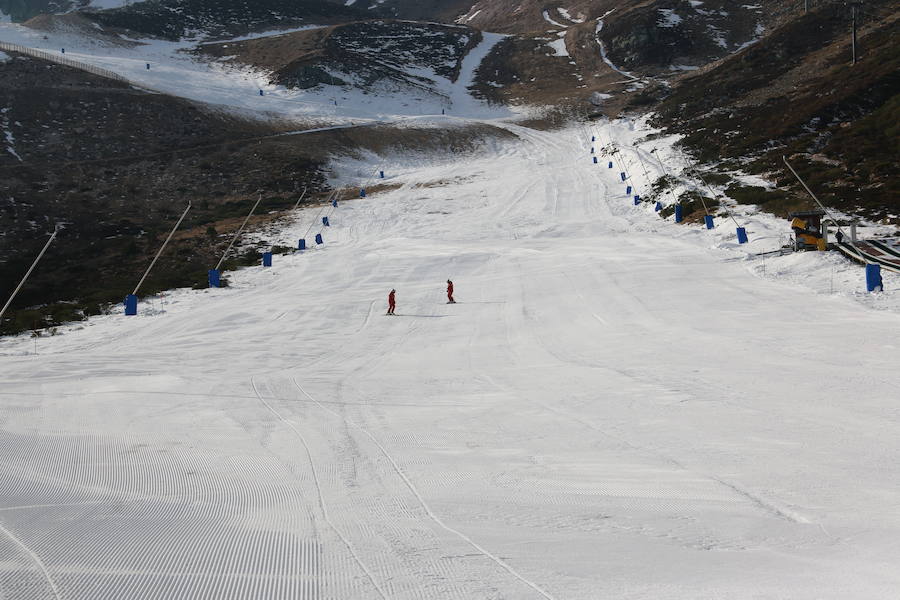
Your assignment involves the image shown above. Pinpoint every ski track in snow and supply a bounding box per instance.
[1,26,900,599]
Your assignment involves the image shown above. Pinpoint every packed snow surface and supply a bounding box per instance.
[1,115,899,599]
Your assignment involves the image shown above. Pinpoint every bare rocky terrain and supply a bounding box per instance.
[198,20,481,99]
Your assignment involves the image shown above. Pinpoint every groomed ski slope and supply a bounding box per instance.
[2,118,899,599]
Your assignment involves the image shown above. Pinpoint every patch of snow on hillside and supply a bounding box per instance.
[557,8,585,23]
[542,10,567,28]
[708,25,728,48]
[459,9,481,23]
[735,22,766,51]
[547,38,568,57]
[595,16,638,81]
[198,25,325,45]
[590,91,612,105]
[0,50,9,62]
[657,8,683,28]
[1,107,21,161]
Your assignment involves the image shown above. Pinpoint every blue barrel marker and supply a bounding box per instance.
[705,215,715,229]
[633,196,641,206]
[259,89,264,96]
[736,227,748,244]
[866,264,883,292]
[379,171,385,179]
[298,239,306,250]
[591,135,595,142]
[124,294,138,316]
[655,201,662,212]
[620,172,627,182]
[208,269,221,287]
[332,199,337,208]
[322,216,330,227]
[315,233,323,245]
[360,188,367,198]
[146,63,150,70]
[608,161,613,168]
[262,252,273,267]
[591,147,595,154]
[61,48,65,54]
[593,157,598,164]
[674,204,683,223]
[626,185,632,195]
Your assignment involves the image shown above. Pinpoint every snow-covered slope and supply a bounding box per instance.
[0,20,514,122]
[2,118,899,599]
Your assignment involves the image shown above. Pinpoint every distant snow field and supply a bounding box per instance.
[0,21,514,123]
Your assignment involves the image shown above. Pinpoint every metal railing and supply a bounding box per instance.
[0,41,134,85]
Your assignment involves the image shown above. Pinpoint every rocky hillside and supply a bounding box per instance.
[333,0,474,23]
[199,20,479,101]
[459,0,774,72]
[0,0,128,21]
[646,0,899,224]
[81,0,369,40]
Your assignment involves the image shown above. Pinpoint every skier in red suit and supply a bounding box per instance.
[446,280,455,304]
[387,289,396,315]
